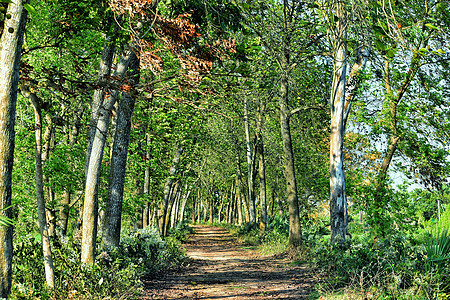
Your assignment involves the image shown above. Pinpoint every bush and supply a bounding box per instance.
[168,221,194,242]
[311,231,449,299]
[11,226,187,299]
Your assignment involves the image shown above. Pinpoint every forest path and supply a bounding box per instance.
[142,225,316,299]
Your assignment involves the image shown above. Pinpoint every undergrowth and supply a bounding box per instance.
[221,213,450,299]
[11,226,188,300]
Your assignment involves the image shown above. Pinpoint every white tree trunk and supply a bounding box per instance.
[329,2,348,245]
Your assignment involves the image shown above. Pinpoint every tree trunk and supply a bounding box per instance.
[279,13,302,247]
[256,99,267,231]
[85,21,118,173]
[161,146,184,236]
[165,181,179,234]
[258,139,267,231]
[82,49,134,264]
[237,181,243,225]
[209,192,214,224]
[28,91,55,288]
[179,182,192,223]
[60,191,70,235]
[329,2,348,246]
[102,52,139,248]
[197,190,202,223]
[0,2,27,295]
[269,188,275,216]
[244,98,257,223]
[143,149,151,228]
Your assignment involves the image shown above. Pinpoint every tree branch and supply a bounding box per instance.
[289,104,328,117]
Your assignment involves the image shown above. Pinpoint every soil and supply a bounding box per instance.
[142,225,316,299]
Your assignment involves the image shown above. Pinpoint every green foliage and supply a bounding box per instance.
[426,228,450,267]
[311,227,450,298]
[11,227,186,299]
[105,226,187,274]
[11,236,142,300]
[168,221,195,242]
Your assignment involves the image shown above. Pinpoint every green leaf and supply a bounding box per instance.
[240,2,249,10]
[23,3,36,14]
[0,0,13,3]
[375,40,388,51]
[425,23,439,30]
[386,49,395,58]
[0,205,14,227]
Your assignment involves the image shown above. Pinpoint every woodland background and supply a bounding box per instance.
[0,0,449,299]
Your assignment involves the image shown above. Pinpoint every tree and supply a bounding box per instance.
[82,47,134,263]
[350,0,450,235]
[328,0,349,246]
[0,0,28,297]
[102,52,140,247]
[22,86,55,288]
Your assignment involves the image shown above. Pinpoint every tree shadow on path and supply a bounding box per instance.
[142,225,316,299]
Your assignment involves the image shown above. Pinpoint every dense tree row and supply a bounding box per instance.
[0,0,449,297]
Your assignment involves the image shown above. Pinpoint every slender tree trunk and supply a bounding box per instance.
[60,191,70,235]
[59,107,84,236]
[171,187,181,228]
[28,92,55,288]
[237,182,243,225]
[256,99,267,231]
[165,181,179,234]
[82,49,133,264]
[143,149,151,228]
[197,190,201,223]
[258,139,267,231]
[102,52,139,248]
[329,2,348,246]
[203,196,208,223]
[192,194,197,223]
[179,182,192,223]
[161,146,184,236]
[279,10,302,247]
[244,98,256,223]
[269,188,275,216]
[370,57,419,235]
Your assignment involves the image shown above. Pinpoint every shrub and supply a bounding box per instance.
[11,226,187,299]
[310,230,450,299]
[168,221,194,242]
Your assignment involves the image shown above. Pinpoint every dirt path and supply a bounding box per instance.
[142,225,316,299]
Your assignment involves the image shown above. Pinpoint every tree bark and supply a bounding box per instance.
[143,146,151,228]
[0,1,27,296]
[256,99,267,231]
[258,139,267,231]
[279,2,302,247]
[329,2,348,246]
[59,191,70,235]
[102,52,139,248]
[85,21,118,172]
[28,91,55,289]
[237,180,243,225]
[244,98,256,223]
[82,49,134,264]
[161,146,184,236]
